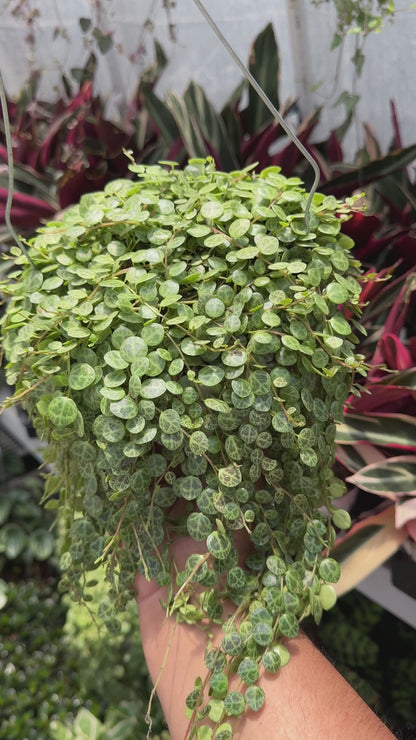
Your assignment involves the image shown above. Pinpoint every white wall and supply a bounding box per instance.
[287,0,416,155]
[0,1,295,109]
[0,0,415,157]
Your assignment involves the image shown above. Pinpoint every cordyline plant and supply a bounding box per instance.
[0,157,366,737]
[317,100,416,592]
[3,22,416,241]
[0,41,170,242]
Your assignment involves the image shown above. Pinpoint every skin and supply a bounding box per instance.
[135,536,396,740]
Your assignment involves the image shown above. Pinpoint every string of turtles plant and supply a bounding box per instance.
[0,157,366,738]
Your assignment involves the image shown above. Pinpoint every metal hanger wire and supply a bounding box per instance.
[193,0,321,226]
[0,69,35,267]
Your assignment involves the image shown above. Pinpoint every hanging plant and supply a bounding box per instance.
[0,157,366,737]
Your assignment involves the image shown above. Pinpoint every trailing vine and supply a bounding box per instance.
[1,157,366,737]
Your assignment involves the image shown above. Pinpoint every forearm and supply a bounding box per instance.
[136,582,395,740]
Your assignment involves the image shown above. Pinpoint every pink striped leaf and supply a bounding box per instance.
[336,413,416,451]
[346,455,416,498]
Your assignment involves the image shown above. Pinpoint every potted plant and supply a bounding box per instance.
[0,156,367,736]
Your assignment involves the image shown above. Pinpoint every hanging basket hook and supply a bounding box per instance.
[193,0,321,227]
[0,70,35,267]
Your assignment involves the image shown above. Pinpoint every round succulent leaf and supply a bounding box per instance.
[218,465,242,488]
[201,200,224,219]
[109,397,138,419]
[237,657,259,686]
[160,430,183,450]
[271,413,292,434]
[174,475,202,501]
[235,246,258,260]
[68,363,96,390]
[266,555,287,576]
[223,314,241,333]
[274,643,291,667]
[319,583,337,610]
[207,531,232,560]
[262,648,281,673]
[140,378,166,399]
[223,691,245,717]
[222,349,247,367]
[257,235,279,256]
[168,358,184,375]
[120,336,148,362]
[147,453,167,477]
[324,335,343,351]
[48,397,78,427]
[104,350,129,370]
[137,399,155,419]
[126,415,146,434]
[229,218,251,239]
[141,322,165,347]
[187,512,212,541]
[224,435,245,461]
[159,408,182,434]
[231,378,251,398]
[281,335,300,351]
[227,566,247,590]
[93,415,125,442]
[205,648,227,673]
[250,606,273,626]
[205,298,226,318]
[299,447,318,467]
[101,386,126,401]
[185,688,201,712]
[209,671,228,699]
[239,424,258,444]
[130,357,150,377]
[332,508,351,530]
[289,319,308,340]
[330,314,352,336]
[204,398,231,413]
[221,631,243,656]
[244,685,265,712]
[104,370,126,388]
[189,430,209,455]
[279,612,299,638]
[214,724,233,740]
[312,349,330,368]
[319,557,341,583]
[249,370,271,395]
[325,282,349,304]
[252,621,274,646]
[198,366,225,387]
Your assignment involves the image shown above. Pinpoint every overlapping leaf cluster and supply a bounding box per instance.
[0,159,366,736]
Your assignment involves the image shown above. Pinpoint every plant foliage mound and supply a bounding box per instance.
[0,158,366,735]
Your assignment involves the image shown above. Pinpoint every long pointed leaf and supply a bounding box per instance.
[183,82,239,170]
[166,92,207,159]
[396,498,416,530]
[321,144,416,197]
[377,368,416,389]
[332,506,407,596]
[337,413,416,451]
[347,384,416,414]
[140,39,168,86]
[246,23,280,135]
[141,88,179,144]
[346,455,416,497]
[336,442,386,474]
